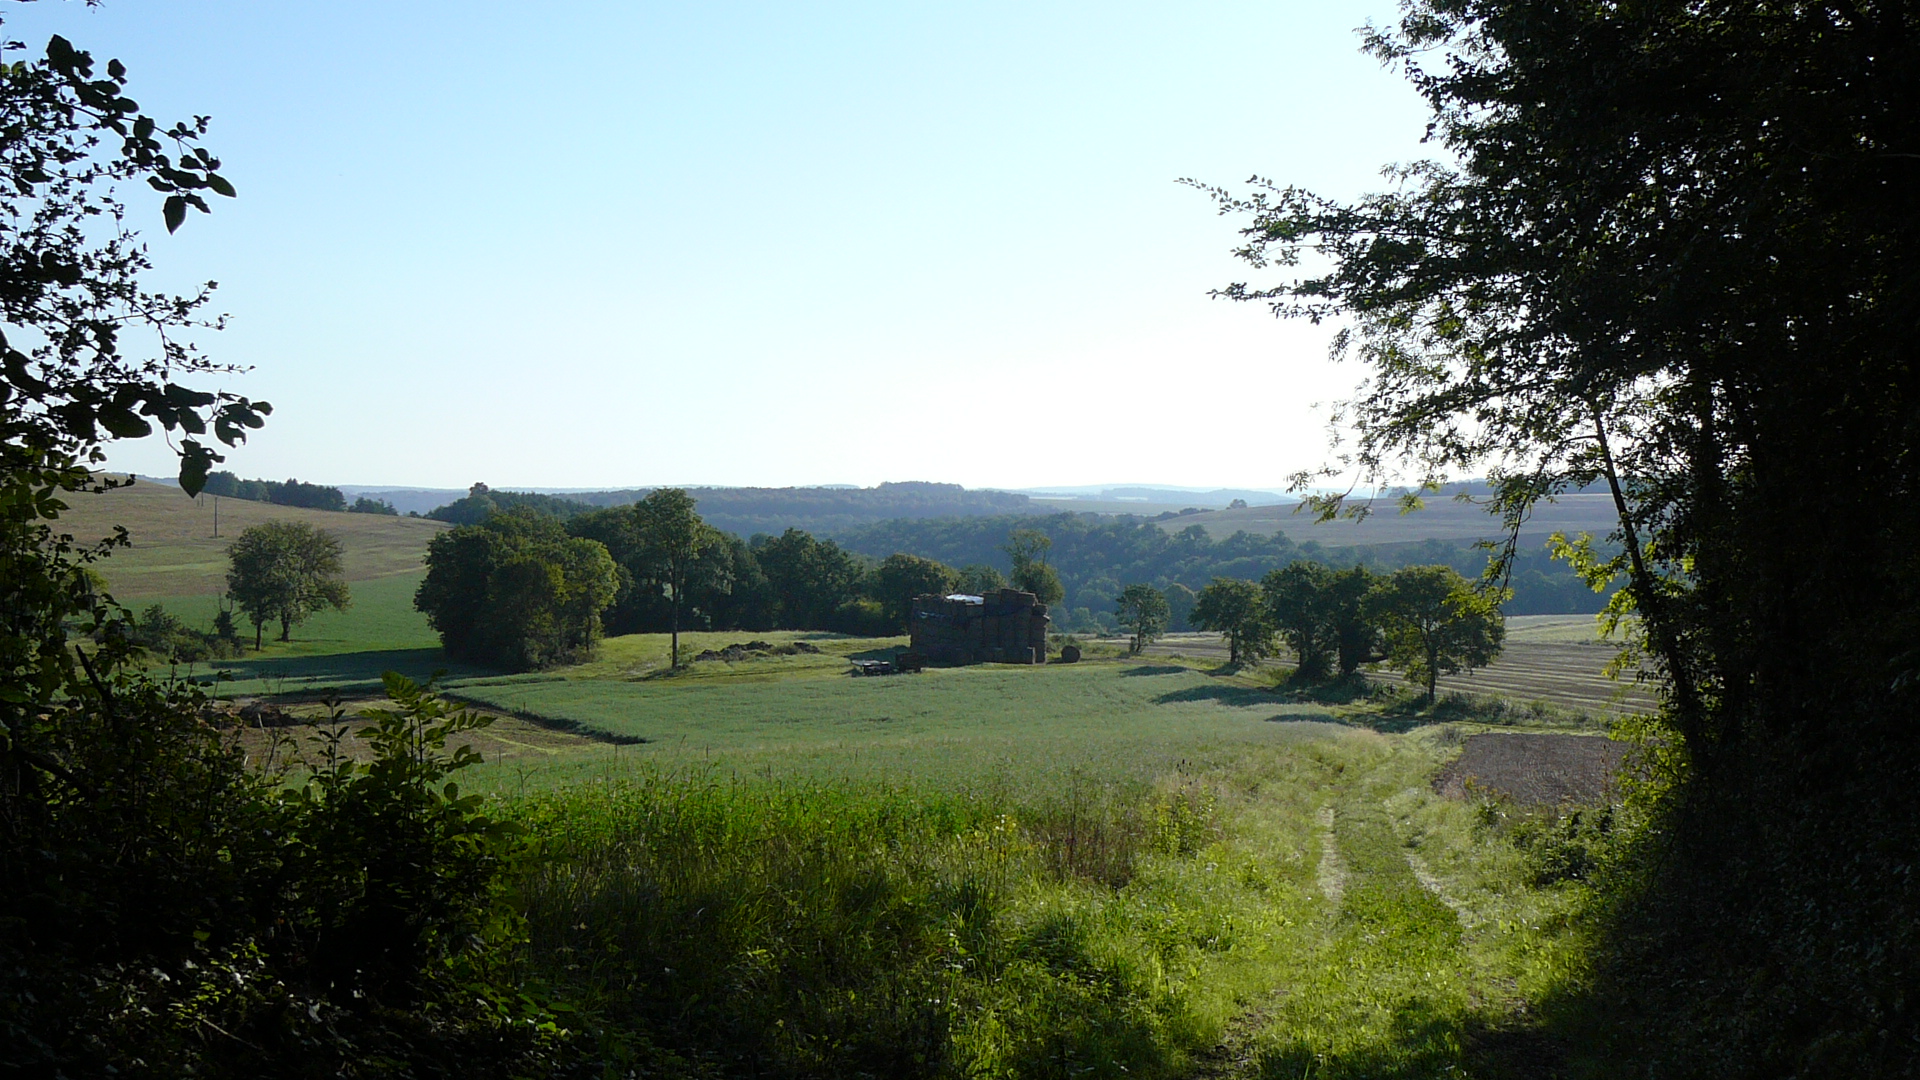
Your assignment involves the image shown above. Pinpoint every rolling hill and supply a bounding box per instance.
[54,479,447,600]
[1167,492,1624,546]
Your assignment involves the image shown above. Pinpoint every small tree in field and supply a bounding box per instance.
[1115,583,1171,654]
[1188,577,1274,665]
[225,521,349,649]
[632,488,721,668]
[1369,565,1504,703]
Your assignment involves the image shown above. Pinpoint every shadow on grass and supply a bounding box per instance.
[1273,673,1381,706]
[194,648,495,698]
[1152,683,1278,708]
[1250,1005,1568,1080]
[1120,664,1189,677]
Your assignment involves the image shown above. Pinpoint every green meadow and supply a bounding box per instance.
[111,516,1621,1076]
[461,654,1605,1078]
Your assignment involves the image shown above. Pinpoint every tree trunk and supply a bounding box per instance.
[254,620,262,651]
[670,576,681,668]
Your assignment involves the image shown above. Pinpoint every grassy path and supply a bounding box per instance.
[1191,739,1578,1080]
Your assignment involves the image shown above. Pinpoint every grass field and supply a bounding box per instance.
[57,478,445,598]
[219,622,1627,1076]
[452,660,1347,793]
[407,651,1608,1077]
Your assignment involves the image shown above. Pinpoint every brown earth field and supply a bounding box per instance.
[54,479,448,598]
[1167,491,1622,545]
[1432,732,1632,805]
[222,697,603,771]
[1132,616,1656,716]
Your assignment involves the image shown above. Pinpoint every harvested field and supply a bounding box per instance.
[1432,641,1654,714]
[1432,732,1630,805]
[1137,627,1656,715]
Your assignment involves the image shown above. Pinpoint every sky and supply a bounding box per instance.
[12,1,1436,491]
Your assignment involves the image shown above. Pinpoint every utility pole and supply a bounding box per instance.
[212,494,219,538]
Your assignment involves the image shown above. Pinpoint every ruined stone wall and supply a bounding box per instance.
[908,588,1050,665]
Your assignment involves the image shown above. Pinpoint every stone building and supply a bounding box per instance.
[908,588,1050,665]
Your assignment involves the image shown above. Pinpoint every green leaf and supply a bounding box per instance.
[163,195,185,233]
[98,407,152,439]
[178,442,213,497]
[206,173,236,198]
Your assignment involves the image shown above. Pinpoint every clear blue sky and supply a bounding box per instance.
[17,1,1434,491]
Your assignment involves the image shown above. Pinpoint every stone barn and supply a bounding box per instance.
[909,588,1050,665]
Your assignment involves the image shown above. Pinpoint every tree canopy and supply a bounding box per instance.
[415,509,619,671]
[1189,577,1273,665]
[224,521,350,648]
[1367,565,1503,703]
[874,553,959,632]
[1114,583,1171,655]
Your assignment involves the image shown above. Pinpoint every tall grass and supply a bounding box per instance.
[507,764,1285,1078]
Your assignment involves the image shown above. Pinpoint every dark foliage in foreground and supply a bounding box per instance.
[1202,0,1920,1070]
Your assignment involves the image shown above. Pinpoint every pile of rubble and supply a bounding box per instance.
[693,640,822,663]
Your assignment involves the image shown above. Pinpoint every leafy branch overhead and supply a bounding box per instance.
[1,26,261,500]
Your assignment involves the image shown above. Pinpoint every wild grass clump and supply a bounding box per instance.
[508,768,1244,1077]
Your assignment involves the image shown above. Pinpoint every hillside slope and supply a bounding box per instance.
[57,480,447,599]
[1169,492,1622,545]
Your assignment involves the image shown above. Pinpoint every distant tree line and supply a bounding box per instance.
[416,491,1009,671]
[201,471,349,511]
[421,480,1041,537]
[836,512,1607,630]
[416,494,1607,669]
[425,483,597,525]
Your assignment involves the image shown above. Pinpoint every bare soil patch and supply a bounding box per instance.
[220,698,601,769]
[1433,733,1629,805]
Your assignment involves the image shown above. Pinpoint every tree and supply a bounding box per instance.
[1188,577,1273,665]
[631,489,722,668]
[1164,582,1197,630]
[1328,565,1384,677]
[1114,583,1171,655]
[1262,562,1336,679]
[1005,527,1066,605]
[753,528,866,630]
[874,553,958,632]
[224,521,350,648]
[1368,566,1503,704]
[955,563,1008,595]
[415,509,619,671]
[349,495,397,515]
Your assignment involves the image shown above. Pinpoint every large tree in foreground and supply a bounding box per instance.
[1197,0,1920,1071]
[225,520,350,648]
